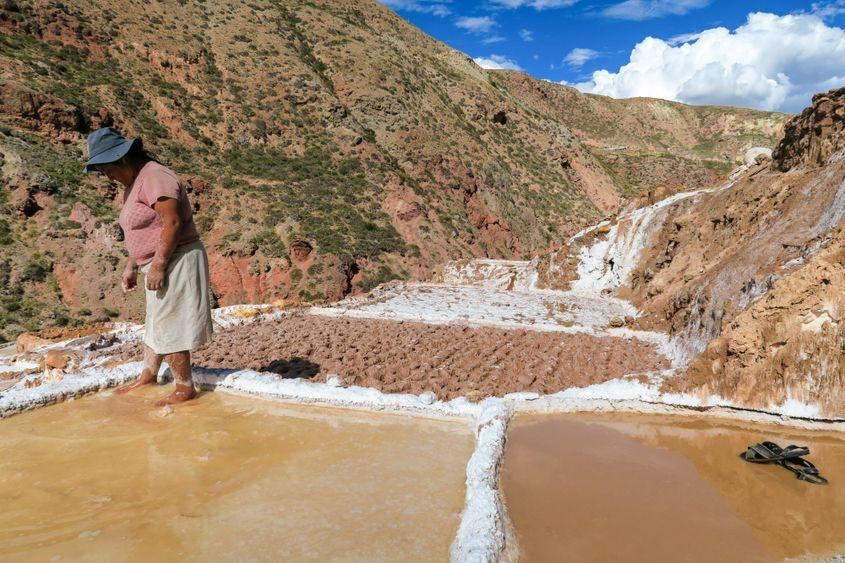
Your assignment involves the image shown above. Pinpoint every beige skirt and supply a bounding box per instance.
[141,240,214,355]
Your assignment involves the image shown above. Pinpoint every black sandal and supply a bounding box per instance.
[740,441,828,485]
[781,455,829,485]
[741,441,810,463]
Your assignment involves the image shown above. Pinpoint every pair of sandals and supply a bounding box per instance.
[740,441,828,485]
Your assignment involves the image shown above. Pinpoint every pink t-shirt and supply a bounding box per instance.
[118,161,200,265]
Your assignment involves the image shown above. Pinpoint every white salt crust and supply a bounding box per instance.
[450,399,514,563]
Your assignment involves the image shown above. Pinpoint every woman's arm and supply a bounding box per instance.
[145,197,182,291]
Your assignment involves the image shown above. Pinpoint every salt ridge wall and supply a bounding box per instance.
[565,168,746,362]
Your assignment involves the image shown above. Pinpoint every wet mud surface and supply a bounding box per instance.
[503,413,845,561]
[0,388,474,560]
[134,314,672,400]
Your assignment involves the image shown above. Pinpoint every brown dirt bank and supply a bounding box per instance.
[110,315,669,401]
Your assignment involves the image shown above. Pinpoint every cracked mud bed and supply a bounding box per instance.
[103,314,669,400]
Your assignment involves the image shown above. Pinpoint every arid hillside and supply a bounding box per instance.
[493,71,785,202]
[0,0,784,342]
[538,87,845,416]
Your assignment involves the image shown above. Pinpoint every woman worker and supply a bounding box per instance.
[84,127,213,406]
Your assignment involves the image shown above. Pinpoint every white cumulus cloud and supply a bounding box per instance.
[602,0,710,20]
[474,55,523,71]
[576,12,845,112]
[811,0,845,19]
[520,28,534,41]
[456,16,497,33]
[564,48,600,69]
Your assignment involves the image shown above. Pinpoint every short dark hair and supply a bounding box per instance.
[124,138,158,164]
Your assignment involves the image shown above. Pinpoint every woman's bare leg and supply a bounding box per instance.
[115,344,163,395]
[155,350,197,406]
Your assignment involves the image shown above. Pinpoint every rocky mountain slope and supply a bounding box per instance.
[493,71,785,203]
[538,87,845,416]
[0,0,784,342]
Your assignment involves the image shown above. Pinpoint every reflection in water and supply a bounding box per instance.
[503,413,845,562]
[0,388,474,561]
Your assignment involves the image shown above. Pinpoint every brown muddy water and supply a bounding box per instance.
[503,413,845,562]
[0,387,474,561]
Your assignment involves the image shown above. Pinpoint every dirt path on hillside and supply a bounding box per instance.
[108,315,668,400]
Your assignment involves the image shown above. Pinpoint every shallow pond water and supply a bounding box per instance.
[503,413,845,561]
[0,387,474,561]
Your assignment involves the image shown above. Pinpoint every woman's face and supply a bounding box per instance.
[93,159,134,187]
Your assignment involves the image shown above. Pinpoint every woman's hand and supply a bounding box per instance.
[146,197,180,292]
[145,263,167,291]
[122,263,138,293]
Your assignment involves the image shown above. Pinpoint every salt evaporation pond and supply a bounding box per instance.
[503,413,845,561]
[0,388,474,560]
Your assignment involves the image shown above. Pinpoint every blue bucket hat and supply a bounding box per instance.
[84,127,140,172]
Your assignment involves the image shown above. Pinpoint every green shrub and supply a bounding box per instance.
[357,264,404,293]
[307,262,323,276]
[0,220,12,245]
[196,215,214,234]
[224,145,405,259]
[249,230,286,258]
[21,254,52,282]
[56,219,82,230]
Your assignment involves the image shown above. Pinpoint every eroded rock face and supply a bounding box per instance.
[395,200,427,222]
[16,332,49,353]
[7,171,57,218]
[744,147,772,166]
[44,348,80,371]
[773,86,845,172]
[535,88,845,416]
[90,107,113,129]
[0,81,87,139]
[69,202,95,231]
[678,250,845,417]
[185,176,210,196]
[290,239,313,262]
[42,348,82,382]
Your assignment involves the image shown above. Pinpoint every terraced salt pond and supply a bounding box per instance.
[503,413,845,561]
[0,388,474,561]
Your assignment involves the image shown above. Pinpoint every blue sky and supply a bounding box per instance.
[379,0,845,112]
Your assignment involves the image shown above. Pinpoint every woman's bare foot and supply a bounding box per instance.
[155,383,197,406]
[115,370,157,395]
